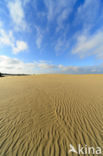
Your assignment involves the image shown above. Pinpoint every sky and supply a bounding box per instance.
[0,0,103,74]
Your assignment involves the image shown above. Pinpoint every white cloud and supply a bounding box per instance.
[71,0,103,59]
[44,0,77,32]
[0,28,28,54]
[35,26,43,49]
[72,29,103,59]
[13,41,28,54]
[56,9,69,31]
[23,0,30,6]
[0,55,103,74]
[58,65,79,72]
[54,36,70,55]
[36,61,56,69]
[58,64,103,74]
[36,35,42,49]
[0,29,14,47]
[0,55,35,74]
[8,0,26,30]
[44,0,54,21]
[55,39,64,52]
[56,0,77,31]
[0,21,3,27]
[31,60,103,74]
[74,0,102,31]
[44,0,76,22]
[0,56,56,74]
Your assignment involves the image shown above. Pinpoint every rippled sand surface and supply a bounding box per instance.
[0,74,103,156]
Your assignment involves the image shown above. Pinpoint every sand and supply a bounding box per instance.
[0,74,103,156]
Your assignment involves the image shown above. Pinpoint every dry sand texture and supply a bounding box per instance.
[0,74,103,156]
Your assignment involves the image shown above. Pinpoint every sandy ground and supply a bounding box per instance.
[0,74,103,156]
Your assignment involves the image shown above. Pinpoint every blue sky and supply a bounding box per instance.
[0,0,103,74]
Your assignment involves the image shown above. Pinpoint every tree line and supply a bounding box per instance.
[0,72,2,77]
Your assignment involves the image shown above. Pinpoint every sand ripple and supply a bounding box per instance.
[0,75,103,156]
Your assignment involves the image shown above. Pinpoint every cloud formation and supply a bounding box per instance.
[44,0,76,22]
[0,21,3,27]
[0,29,14,47]
[13,41,28,54]
[0,27,28,54]
[75,0,102,30]
[72,29,103,59]
[0,55,103,74]
[0,55,34,74]
[0,0,103,74]
[35,26,43,49]
[8,0,26,31]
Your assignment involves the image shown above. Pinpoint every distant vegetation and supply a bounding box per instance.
[0,72,2,77]
[0,73,29,77]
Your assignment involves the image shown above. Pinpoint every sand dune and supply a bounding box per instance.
[0,74,103,156]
